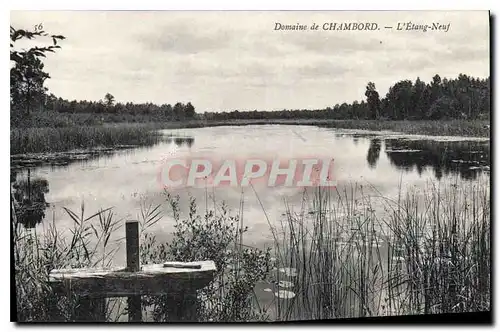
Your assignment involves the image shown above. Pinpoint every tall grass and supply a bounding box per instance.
[13,190,273,322]
[318,119,490,137]
[146,119,489,138]
[13,179,490,322]
[10,107,491,138]
[12,198,125,321]
[269,180,490,320]
[142,119,490,138]
[11,125,162,154]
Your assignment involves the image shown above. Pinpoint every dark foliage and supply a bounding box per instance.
[204,74,489,121]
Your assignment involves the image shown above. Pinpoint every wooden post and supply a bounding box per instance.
[75,298,106,322]
[165,289,198,322]
[49,220,216,322]
[49,261,216,322]
[126,221,141,322]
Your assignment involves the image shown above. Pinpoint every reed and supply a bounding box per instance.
[12,200,126,321]
[13,178,490,321]
[11,125,162,154]
[268,179,490,320]
[160,119,490,138]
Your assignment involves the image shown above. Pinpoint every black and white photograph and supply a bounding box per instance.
[10,9,491,323]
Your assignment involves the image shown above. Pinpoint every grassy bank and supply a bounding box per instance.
[110,118,491,138]
[12,110,490,152]
[10,115,489,154]
[10,125,163,154]
[318,119,490,137]
[13,179,490,322]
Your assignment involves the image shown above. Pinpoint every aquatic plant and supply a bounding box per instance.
[11,124,162,154]
[12,201,125,322]
[139,192,273,322]
[13,178,490,322]
[267,179,490,320]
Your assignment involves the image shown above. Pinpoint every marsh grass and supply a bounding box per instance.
[268,179,490,320]
[10,117,489,156]
[318,119,490,137]
[10,125,162,154]
[13,178,490,322]
[13,189,273,322]
[158,119,490,138]
[12,197,126,322]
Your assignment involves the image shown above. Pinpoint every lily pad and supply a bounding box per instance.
[274,290,296,299]
[278,281,294,288]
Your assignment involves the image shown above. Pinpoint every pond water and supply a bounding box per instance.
[13,125,490,268]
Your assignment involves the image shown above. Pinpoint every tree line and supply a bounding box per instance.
[205,74,490,121]
[42,73,490,123]
[11,25,490,127]
[46,93,196,121]
[10,25,197,126]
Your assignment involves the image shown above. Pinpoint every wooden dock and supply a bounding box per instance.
[48,221,216,322]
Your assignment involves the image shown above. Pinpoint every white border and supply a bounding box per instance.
[3,1,496,331]
[4,1,495,10]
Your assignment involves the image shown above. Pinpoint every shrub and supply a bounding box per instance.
[139,192,273,322]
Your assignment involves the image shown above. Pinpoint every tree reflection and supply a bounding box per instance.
[168,136,195,148]
[366,138,382,168]
[384,139,490,180]
[11,169,50,228]
[185,137,194,148]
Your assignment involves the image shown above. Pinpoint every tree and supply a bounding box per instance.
[430,74,442,102]
[173,102,185,121]
[365,82,380,119]
[162,104,173,119]
[426,96,459,120]
[10,52,49,116]
[185,102,196,118]
[383,80,413,120]
[104,93,115,107]
[410,77,426,120]
[10,25,65,119]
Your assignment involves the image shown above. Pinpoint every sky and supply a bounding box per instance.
[10,10,490,112]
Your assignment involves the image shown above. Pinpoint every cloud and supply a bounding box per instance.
[294,59,348,79]
[140,24,234,55]
[10,10,490,111]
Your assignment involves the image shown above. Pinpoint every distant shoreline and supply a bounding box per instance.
[152,118,491,138]
[10,118,490,155]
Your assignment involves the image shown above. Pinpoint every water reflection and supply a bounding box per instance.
[383,139,490,180]
[9,125,490,233]
[11,169,50,228]
[185,137,195,148]
[166,136,195,148]
[11,146,145,172]
[366,139,382,168]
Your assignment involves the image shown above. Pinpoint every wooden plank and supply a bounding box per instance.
[75,297,106,322]
[126,221,141,322]
[165,290,198,322]
[49,261,216,298]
